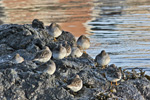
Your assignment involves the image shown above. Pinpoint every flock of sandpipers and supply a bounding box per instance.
[11,19,122,93]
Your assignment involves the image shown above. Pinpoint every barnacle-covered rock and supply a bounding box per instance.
[0,19,149,100]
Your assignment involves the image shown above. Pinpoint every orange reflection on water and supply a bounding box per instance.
[2,0,38,23]
[59,0,93,37]
[2,0,93,37]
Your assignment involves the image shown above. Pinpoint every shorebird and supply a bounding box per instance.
[77,35,90,54]
[63,41,71,57]
[32,19,44,29]
[52,44,67,59]
[105,64,122,86]
[33,46,52,63]
[12,53,24,64]
[71,46,83,58]
[47,22,62,41]
[35,60,56,75]
[67,75,83,92]
[94,50,110,68]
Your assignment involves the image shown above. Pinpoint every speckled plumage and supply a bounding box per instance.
[35,60,56,75]
[77,35,90,50]
[33,46,52,63]
[67,75,83,92]
[52,44,67,59]
[95,50,110,67]
[32,19,44,29]
[71,46,83,58]
[47,22,62,38]
[105,64,122,85]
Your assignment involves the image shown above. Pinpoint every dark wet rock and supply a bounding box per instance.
[37,87,74,100]
[0,20,149,100]
[131,78,150,100]
[116,81,144,100]
[0,44,14,56]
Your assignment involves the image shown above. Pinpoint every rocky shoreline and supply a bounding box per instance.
[0,19,149,100]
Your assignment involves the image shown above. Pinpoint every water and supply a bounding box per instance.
[0,0,150,75]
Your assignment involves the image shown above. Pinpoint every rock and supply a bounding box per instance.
[115,81,145,100]
[37,87,74,100]
[131,78,150,100]
[0,44,14,56]
[0,19,149,100]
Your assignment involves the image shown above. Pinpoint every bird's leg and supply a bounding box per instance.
[54,38,57,42]
[115,82,118,86]
[83,50,87,54]
[111,82,113,86]
[102,65,105,69]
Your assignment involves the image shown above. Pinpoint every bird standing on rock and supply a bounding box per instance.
[105,64,122,86]
[35,60,56,75]
[67,75,83,92]
[47,22,62,42]
[52,44,67,59]
[77,35,90,54]
[32,19,45,29]
[95,50,110,68]
[71,46,83,58]
[33,46,52,63]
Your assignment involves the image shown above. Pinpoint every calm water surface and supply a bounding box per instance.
[0,0,150,74]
